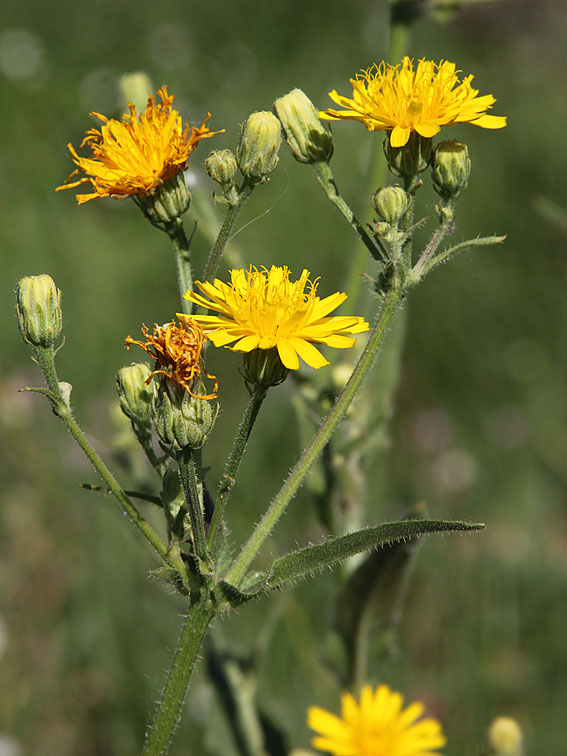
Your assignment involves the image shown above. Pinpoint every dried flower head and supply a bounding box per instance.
[319,57,506,147]
[308,683,446,756]
[56,86,222,203]
[184,266,369,371]
[125,316,218,399]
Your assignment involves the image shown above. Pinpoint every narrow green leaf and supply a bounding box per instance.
[266,519,482,590]
[219,519,483,607]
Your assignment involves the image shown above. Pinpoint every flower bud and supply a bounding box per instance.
[371,185,409,224]
[116,363,153,433]
[205,149,238,186]
[432,139,471,199]
[384,132,432,179]
[488,717,524,756]
[17,274,62,348]
[273,88,333,164]
[237,111,282,181]
[119,71,153,113]
[152,380,217,450]
[134,172,191,224]
[242,347,289,389]
[161,469,185,519]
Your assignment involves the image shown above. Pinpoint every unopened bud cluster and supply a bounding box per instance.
[152,380,217,450]
[17,274,62,349]
[274,88,333,164]
[237,111,282,181]
[134,172,191,224]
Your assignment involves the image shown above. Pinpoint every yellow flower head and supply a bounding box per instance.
[319,57,507,148]
[183,266,369,371]
[125,316,218,400]
[56,86,223,203]
[308,684,446,756]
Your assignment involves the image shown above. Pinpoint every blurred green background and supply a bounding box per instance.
[1,0,565,754]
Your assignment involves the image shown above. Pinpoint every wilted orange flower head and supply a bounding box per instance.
[56,86,222,204]
[125,316,218,400]
[319,57,506,148]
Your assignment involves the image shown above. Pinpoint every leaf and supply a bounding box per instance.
[218,519,483,606]
[266,519,483,591]
[327,527,419,686]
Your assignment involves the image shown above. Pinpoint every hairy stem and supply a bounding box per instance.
[313,162,382,263]
[208,385,267,551]
[32,348,191,583]
[177,447,211,569]
[224,284,404,586]
[166,218,195,315]
[143,593,215,756]
[202,182,255,285]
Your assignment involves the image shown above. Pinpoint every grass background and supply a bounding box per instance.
[1,0,565,754]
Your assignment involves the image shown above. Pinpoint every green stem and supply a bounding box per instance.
[34,347,171,566]
[208,385,267,551]
[313,162,382,263]
[388,3,412,65]
[224,284,405,587]
[202,182,254,285]
[208,631,268,756]
[166,218,194,315]
[177,448,211,569]
[143,593,215,756]
[418,234,506,280]
[344,4,413,313]
[399,187,416,277]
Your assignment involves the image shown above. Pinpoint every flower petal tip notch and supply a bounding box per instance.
[319,57,506,147]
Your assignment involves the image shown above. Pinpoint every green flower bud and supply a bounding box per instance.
[242,347,289,389]
[432,139,471,199]
[371,185,409,224]
[119,71,153,113]
[134,172,191,224]
[273,88,333,164]
[205,149,238,186]
[488,717,524,756]
[384,132,433,179]
[237,111,282,181]
[17,274,62,348]
[116,363,153,433]
[161,468,185,519]
[152,380,217,450]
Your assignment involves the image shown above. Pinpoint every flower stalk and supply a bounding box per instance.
[224,282,404,587]
[201,181,255,285]
[313,161,383,263]
[208,383,267,551]
[166,217,196,314]
[30,346,192,587]
[177,447,212,570]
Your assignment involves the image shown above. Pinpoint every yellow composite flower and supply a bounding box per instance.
[319,57,507,148]
[308,684,446,756]
[183,266,369,371]
[125,316,218,400]
[56,86,222,203]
